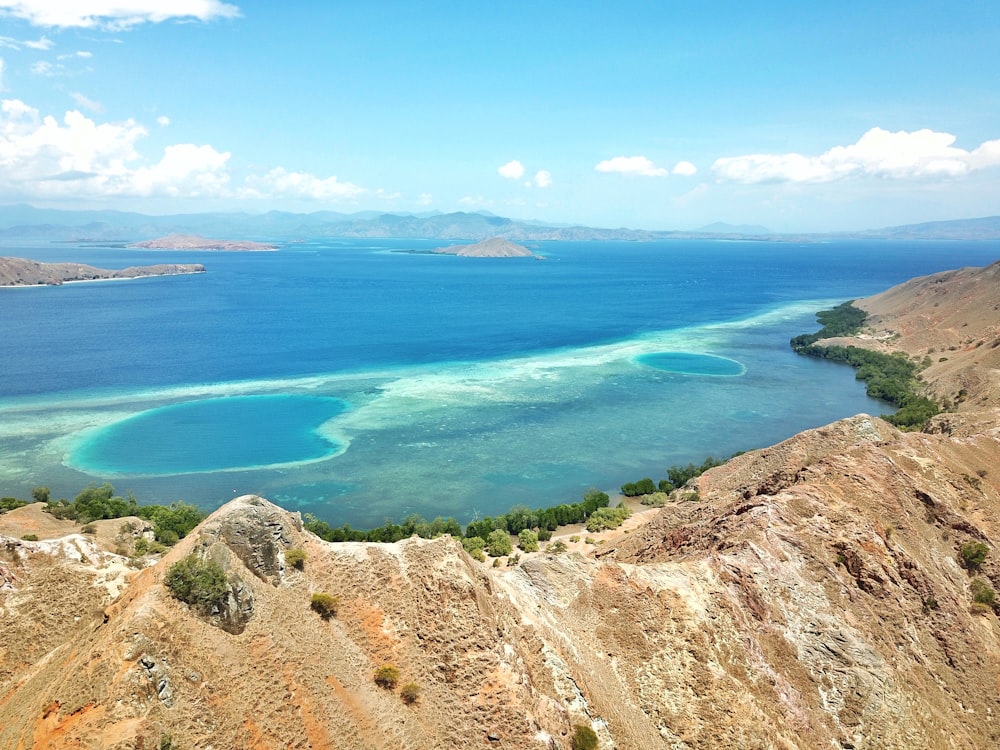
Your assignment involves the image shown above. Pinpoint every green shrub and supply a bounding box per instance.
[21,533,38,541]
[374,664,399,689]
[971,578,996,607]
[310,592,340,619]
[285,548,307,570]
[571,724,599,750]
[960,541,989,572]
[585,505,630,532]
[546,540,567,554]
[518,529,539,552]
[400,682,421,704]
[1,496,28,513]
[462,536,486,562]
[164,555,230,613]
[486,529,513,557]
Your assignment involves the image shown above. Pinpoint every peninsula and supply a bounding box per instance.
[433,237,537,257]
[128,234,276,251]
[0,257,205,287]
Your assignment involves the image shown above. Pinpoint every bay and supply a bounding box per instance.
[1,237,997,527]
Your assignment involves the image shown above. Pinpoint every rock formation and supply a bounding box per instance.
[1,262,999,749]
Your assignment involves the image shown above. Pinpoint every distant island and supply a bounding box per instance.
[432,238,538,258]
[128,234,276,251]
[0,257,205,287]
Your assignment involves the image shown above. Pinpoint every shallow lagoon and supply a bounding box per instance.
[1,238,997,527]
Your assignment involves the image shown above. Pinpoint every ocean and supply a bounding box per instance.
[1,237,997,527]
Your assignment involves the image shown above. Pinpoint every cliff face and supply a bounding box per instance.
[1,262,999,749]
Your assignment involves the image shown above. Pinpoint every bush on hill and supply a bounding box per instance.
[164,554,230,613]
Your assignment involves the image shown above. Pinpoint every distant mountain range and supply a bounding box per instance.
[0,204,998,242]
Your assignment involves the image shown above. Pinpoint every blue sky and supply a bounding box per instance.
[0,1,998,231]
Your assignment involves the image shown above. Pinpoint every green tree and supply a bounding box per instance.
[486,529,513,557]
[518,529,539,552]
[31,486,51,504]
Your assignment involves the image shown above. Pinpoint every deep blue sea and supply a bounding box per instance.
[1,238,997,527]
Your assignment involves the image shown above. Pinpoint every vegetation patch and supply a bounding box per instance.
[400,682,421,704]
[571,724,599,750]
[790,302,940,429]
[309,592,340,619]
[622,456,724,497]
[970,578,996,607]
[960,541,990,572]
[164,554,230,614]
[284,548,307,570]
[40,483,203,545]
[374,664,400,689]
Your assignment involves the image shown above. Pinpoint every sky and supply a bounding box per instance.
[0,0,998,232]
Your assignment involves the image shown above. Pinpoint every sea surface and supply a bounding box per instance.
[1,238,997,527]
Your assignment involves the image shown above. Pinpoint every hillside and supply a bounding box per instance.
[0,257,205,286]
[1,262,999,749]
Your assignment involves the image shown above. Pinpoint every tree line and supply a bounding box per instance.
[790,301,940,429]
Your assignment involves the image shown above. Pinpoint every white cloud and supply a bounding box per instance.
[0,1,241,30]
[0,58,4,91]
[416,192,433,206]
[0,34,52,50]
[30,60,52,75]
[59,50,93,60]
[156,115,170,127]
[24,35,52,49]
[713,127,1000,184]
[0,98,230,198]
[595,155,668,177]
[0,98,375,204]
[498,159,525,180]
[533,169,552,188]
[243,167,364,201]
[672,160,697,176]
[70,92,103,112]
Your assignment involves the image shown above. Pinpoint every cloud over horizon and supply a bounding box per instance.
[594,155,669,177]
[713,127,1000,184]
[0,98,366,203]
[0,1,241,30]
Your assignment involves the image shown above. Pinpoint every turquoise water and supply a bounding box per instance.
[1,238,998,526]
[636,352,745,376]
[69,395,346,475]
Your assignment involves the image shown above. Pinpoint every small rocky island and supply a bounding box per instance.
[433,237,538,258]
[0,257,205,287]
[128,233,276,251]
